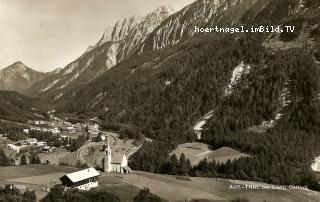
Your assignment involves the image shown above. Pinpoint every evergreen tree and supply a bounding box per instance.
[178,153,189,175]
[133,187,163,202]
[0,149,10,166]
[20,154,28,165]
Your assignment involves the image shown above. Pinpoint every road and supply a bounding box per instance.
[76,141,96,167]
[76,130,141,167]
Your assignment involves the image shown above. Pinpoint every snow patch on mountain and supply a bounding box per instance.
[225,61,251,96]
[21,72,30,80]
[41,79,61,92]
[105,43,120,69]
[92,92,107,109]
[55,93,63,100]
[311,156,320,172]
[165,80,172,86]
[260,83,291,128]
[63,62,79,75]
[194,111,214,130]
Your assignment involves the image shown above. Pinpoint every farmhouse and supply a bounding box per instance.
[23,138,38,145]
[7,144,26,153]
[37,141,47,147]
[59,168,100,190]
[102,137,131,174]
[23,129,29,134]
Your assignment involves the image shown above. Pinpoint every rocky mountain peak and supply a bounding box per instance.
[6,61,28,72]
[0,61,48,93]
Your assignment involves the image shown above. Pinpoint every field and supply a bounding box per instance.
[172,142,250,165]
[0,165,79,201]
[0,164,319,202]
[79,132,138,167]
[119,171,320,202]
[38,150,76,165]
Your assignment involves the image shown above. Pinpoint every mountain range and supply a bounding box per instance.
[0,62,49,94]
[23,5,174,101]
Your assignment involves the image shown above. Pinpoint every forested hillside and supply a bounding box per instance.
[56,0,320,190]
[0,91,49,123]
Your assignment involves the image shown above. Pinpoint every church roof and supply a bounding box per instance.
[112,153,125,164]
[62,168,100,183]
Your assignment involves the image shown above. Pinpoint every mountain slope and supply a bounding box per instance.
[0,90,49,123]
[140,0,257,52]
[25,5,174,100]
[0,62,48,94]
[55,0,320,190]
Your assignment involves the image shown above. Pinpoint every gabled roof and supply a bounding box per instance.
[63,168,100,183]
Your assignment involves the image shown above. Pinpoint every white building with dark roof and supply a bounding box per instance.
[59,168,100,190]
[102,137,131,174]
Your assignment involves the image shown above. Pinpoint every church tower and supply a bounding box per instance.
[103,136,112,172]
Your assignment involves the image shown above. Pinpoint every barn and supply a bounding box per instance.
[59,168,100,190]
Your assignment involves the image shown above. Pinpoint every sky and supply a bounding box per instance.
[0,0,194,72]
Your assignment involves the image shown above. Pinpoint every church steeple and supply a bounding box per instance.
[103,135,112,172]
[106,135,111,152]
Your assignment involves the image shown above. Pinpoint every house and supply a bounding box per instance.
[88,124,99,135]
[23,129,30,134]
[50,127,60,134]
[24,138,37,145]
[59,168,100,190]
[102,137,131,174]
[62,126,76,133]
[7,144,26,153]
[37,141,47,147]
[42,146,52,153]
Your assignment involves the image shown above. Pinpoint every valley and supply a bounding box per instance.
[0,0,320,201]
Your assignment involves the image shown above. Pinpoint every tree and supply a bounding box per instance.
[168,154,179,175]
[178,153,189,175]
[30,154,41,164]
[23,190,36,202]
[95,133,103,142]
[0,185,36,202]
[88,147,96,156]
[20,154,28,165]
[133,187,163,202]
[41,185,65,202]
[0,149,10,166]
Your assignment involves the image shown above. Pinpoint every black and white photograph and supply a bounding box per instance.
[0,0,320,201]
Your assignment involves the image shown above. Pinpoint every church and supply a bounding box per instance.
[102,137,131,174]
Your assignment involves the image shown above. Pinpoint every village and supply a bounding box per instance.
[1,110,319,202]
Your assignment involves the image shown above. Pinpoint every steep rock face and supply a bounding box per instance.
[140,0,258,52]
[140,0,308,52]
[0,62,48,93]
[117,5,175,60]
[26,5,173,100]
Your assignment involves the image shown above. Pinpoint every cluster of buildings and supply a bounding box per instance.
[7,138,49,153]
[23,120,100,136]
